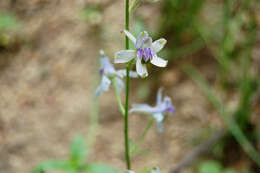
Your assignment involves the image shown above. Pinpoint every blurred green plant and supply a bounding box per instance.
[198,160,253,173]
[183,65,260,165]
[80,7,102,25]
[198,160,239,173]
[32,135,120,173]
[0,13,20,46]
[159,0,260,169]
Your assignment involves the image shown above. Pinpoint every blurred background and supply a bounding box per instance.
[0,0,259,173]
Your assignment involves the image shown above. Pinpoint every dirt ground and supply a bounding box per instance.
[0,0,257,173]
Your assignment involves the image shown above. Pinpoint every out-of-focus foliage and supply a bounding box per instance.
[80,7,102,25]
[32,135,120,173]
[198,160,253,173]
[159,0,260,171]
[0,13,20,46]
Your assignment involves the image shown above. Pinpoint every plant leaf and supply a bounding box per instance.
[84,163,121,173]
[70,135,87,167]
[198,160,222,173]
[32,160,70,173]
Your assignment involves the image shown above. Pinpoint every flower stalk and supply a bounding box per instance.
[124,0,131,170]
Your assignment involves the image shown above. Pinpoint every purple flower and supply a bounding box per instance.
[129,88,175,132]
[115,30,168,78]
[95,50,138,98]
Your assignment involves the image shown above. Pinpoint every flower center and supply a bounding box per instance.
[137,48,153,63]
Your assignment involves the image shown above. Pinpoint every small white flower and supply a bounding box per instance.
[151,167,160,173]
[95,50,137,98]
[115,30,167,78]
[129,88,175,132]
[125,170,135,173]
[125,167,160,173]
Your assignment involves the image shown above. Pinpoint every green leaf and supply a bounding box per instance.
[84,163,121,173]
[70,135,87,167]
[32,160,70,173]
[198,160,222,173]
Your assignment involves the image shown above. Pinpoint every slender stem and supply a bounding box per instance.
[124,0,131,170]
[130,118,154,155]
[112,78,125,115]
[124,65,131,169]
[136,118,154,149]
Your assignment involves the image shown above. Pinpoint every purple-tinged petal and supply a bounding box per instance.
[137,48,144,60]
[98,54,116,77]
[94,75,111,98]
[99,68,104,76]
[114,77,124,93]
[164,97,175,115]
[143,48,153,61]
[135,31,148,49]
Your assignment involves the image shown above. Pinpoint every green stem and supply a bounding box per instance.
[124,65,131,169]
[132,118,154,153]
[135,118,154,150]
[124,0,131,170]
[112,78,125,115]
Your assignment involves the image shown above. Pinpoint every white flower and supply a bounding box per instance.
[129,88,175,132]
[115,30,167,78]
[95,50,138,98]
[151,167,160,173]
[125,167,160,173]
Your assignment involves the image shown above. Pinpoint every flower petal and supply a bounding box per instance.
[125,171,135,173]
[151,167,160,173]
[123,30,136,44]
[151,55,168,67]
[136,58,148,78]
[100,56,116,76]
[135,31,148,49]
[164,96,175,115]
[114,77,124,93]
[129,104,156,114]
[156,88,163,105]
[129,71,138,78]
[115,50,136,63]
[94,76,111,98]
[142,37,152,49]
[152,38,167,53]
[156,122,164,132]
[153,113,164,122]
[116,69,138,78]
